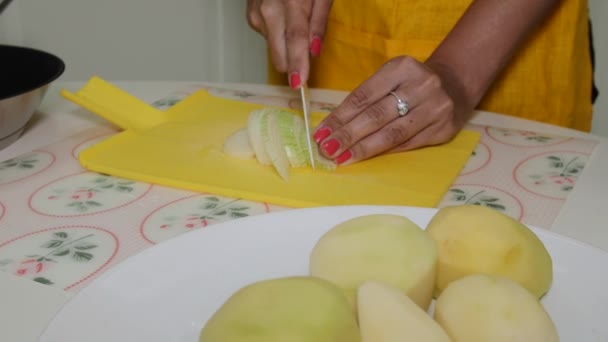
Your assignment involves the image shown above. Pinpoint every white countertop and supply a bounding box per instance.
[1,81,607,342]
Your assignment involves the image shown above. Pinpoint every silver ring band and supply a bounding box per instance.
[389,91,410,116]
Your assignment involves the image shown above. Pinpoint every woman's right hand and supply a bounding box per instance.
[246,0,333,89]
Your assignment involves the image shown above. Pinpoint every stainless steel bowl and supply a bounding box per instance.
[0,45,65,151]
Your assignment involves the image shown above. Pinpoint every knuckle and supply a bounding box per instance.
[348,88,371,110]
[259,3,279,19]
[397,55,417,69]
[431,128,454,145]
[384,125,409,146]
[351,143,368,161]
[337,127,354,146]
[247,13,262,30]
[363,105,387,126]
[322,113,345,129]
[269,52,287,72]
[286,0,307,8]
[285,26,308,43]
[425,73,443,90]
[438,95,455,114]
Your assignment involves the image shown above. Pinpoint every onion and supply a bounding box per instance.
[223,108,337,180]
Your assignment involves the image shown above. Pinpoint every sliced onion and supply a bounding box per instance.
[302,130,337,171]
[224,108,337,180]
[276,111,310,168]
[222,128,255,160]
[261,109,291,181]
[247,109,271,165]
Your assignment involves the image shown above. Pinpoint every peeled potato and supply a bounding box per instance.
[358,281,452,342]
[199,276,361,342]
[426,205,553,298]
[309,214,438,311]
[434,274,558,342]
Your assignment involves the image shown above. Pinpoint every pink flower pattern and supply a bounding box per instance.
[159,197,250,231]
[0,86,599,293]
[528,155,584,192]
[45,176,135,212]
[2,231,98,286]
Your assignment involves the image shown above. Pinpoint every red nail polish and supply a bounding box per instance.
[310,36,322,56]
[336,150,352,165]
[313,127,331,143]
[322,138,340,156]
[289,72,301,89]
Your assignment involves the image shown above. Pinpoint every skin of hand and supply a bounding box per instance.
[312,0,560,165]
[247,0,559,166]
[246,0,333,89]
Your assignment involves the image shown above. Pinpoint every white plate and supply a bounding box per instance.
[39,205,608,342]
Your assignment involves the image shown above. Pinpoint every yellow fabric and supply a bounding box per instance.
[62,77,480,209]
[268,0,593,132]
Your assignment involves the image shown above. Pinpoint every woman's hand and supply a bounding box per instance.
[246,0,333,88]
[312,56,473,166]
[310,0,559,166]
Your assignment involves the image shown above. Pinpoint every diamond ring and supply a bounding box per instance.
[389,91,409,116]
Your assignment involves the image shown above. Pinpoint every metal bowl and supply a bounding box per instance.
[0,45,65,151]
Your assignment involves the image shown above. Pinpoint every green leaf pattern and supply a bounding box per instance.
[6,231,98,286]
[447,188,507,211]
[33,277,54,285]
[152,96,184,110]
[0,154,41,182]
[0,155,38,171]
[38,232,98,263]
[528,156,584,192]
[47,176,136,212]
[160,197,252,230]
[495,128,557,143]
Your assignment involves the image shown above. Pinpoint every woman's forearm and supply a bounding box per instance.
[426,0,560,114]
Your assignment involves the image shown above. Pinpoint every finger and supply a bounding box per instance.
[284,0,313,88]
[260,1,288,72]
[391,119,459,152]
[309,0,333,56]
[246,0,266,35]
[316,56,423,134]
[333,107,433,166]
[317,87,422,158]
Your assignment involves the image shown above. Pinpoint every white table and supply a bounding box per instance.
[1,81,607,342]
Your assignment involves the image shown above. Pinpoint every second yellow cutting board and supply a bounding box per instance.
[62,76,480,208]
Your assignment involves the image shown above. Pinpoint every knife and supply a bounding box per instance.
[300,84,316,170]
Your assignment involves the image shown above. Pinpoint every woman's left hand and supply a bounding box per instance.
[312,55,474,166]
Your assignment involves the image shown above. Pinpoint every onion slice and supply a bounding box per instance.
[261,109,291,181]
[222,128,255,160]
[247,109,271,165]
[223,107,337,180]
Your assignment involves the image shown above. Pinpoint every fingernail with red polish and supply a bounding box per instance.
[336,150,352,165]
[289,72,301,89]
[310,36,322,56]
[313,127,331,143]
[322,138,340,156]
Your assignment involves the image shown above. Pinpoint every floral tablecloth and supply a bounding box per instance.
[0,85,598,292]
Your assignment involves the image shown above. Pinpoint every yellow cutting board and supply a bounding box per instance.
[62,76,480,208]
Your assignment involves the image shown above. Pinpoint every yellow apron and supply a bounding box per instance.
[268,0,593,132]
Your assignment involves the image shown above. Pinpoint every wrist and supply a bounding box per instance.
[423,58,476,125]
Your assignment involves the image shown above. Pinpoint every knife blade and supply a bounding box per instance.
[300,84,316,170]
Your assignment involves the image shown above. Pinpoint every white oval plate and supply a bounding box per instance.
[39,206,608,342]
